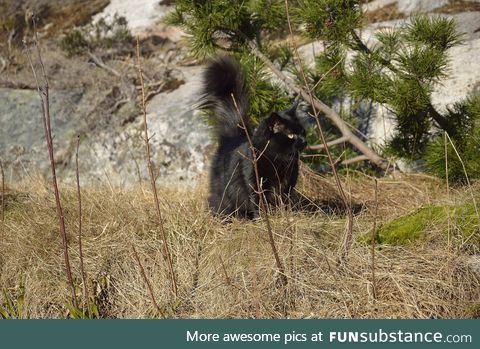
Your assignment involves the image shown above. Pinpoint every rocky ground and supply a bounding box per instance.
[1,0,480,185]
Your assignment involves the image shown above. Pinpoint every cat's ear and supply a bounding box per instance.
[267,113,284,133]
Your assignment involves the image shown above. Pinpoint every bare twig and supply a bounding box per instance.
[444,132,451,245]
[24,17,77,308]
[132,245,165,318]
[231,94,288,288]
[0,159,4,224]
[444,132,450,196]
[136,37,178,298]
[284,0,354,265]
[371,179,378,300]
[75,136,89,309]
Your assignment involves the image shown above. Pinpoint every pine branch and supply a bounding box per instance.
[351,29,457,136]
[241,33,388,170]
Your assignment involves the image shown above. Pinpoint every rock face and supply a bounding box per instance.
[0,88,86,180]
[92,0,169,34]
[0,1,209,186]
[73,65,210,186]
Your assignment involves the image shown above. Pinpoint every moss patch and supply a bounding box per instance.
[375,206,445,245]
[365,204,479,246]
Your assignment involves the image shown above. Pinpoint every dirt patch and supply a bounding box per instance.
[0,0,109,47]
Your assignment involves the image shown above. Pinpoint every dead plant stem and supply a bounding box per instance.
[284,0,354,265]
[76,136,89,309]
[0,159,4,224]
[132,245,165,318]
[230,94,288,288]
[371,179,378,300]
[135,37,178,298]
[25,17,77,308]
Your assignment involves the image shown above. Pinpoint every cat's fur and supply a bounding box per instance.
[199,56,309,218]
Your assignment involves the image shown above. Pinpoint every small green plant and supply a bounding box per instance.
[60,29,89,56]
[65,302,100,319]
[0,287,25,319]
[60,14,133,56]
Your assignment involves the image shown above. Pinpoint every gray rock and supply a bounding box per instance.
[68,66,211,186]
[92,0,170,35]
[0,87,86,180]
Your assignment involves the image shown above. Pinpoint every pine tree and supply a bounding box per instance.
[167,0,479,179]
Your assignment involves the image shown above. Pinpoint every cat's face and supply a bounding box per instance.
[265,108,307,155]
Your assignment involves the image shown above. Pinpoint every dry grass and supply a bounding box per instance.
[0,172,479,319]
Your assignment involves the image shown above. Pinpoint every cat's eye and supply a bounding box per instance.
[287,134,296,139]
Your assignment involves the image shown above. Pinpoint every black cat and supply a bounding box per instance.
[199,56,311,219]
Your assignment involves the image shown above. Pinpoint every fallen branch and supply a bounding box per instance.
[340,154,369,166]
[87,51,121,77]
[87,51,136,101]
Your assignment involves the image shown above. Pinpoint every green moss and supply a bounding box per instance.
[375,206,445,245]
[365,204,479,246]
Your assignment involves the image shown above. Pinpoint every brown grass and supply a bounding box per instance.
[0,172,478,319]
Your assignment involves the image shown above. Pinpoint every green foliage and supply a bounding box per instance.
[313,45,348,102]
[0,287,25,319]
[60,14,133,56]
[345,16,464,159]
[296,0,362,44]
[405,15,463,51]
[425,94,480,182]
[65,302,100,319]
[59,29,89,56]
[236,51,291,122]
[166,0,287,58]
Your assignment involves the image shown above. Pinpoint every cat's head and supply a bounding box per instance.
[258,102,308,156]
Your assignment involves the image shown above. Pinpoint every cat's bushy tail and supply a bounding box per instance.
[199,56,251,140]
